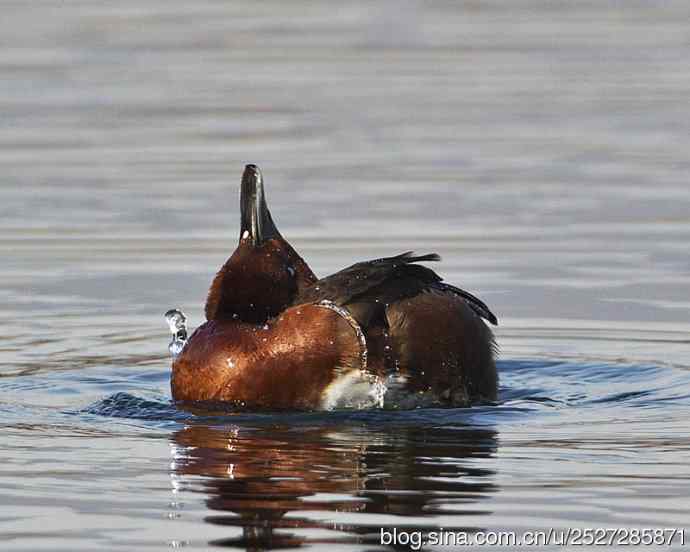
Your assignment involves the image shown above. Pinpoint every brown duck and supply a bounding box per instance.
[167,165,497,409]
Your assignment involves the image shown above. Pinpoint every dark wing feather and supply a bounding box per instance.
[293,252,441,306]
[293,251,498,326]
[436,283,498,326]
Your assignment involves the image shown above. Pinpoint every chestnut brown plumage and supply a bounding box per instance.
[170,164,498,408]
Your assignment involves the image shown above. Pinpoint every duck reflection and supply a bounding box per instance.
[169,421,497,549]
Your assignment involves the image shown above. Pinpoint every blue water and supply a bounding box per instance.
[3,355,690,548]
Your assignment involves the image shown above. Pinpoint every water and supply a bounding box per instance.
[2,1,690,550]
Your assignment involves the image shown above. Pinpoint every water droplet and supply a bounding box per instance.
[232,313,239,320]
[165,309,188,359]
[169,340,185,358]
[226,359,235,369]
[262,324,269,330]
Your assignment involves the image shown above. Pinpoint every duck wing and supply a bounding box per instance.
[293,252,438,304]
[293,251,497,326]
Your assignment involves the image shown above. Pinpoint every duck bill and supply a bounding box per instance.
[240,164,280,246]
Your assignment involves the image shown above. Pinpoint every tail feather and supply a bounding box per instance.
[440,283,498,326]
[400,251,442,263]
[375,251,441,265]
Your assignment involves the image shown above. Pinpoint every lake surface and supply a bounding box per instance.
[1,1,690,550]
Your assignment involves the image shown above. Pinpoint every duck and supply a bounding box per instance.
[166,164,498,410]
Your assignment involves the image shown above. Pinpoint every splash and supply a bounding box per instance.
[165,309,188,359]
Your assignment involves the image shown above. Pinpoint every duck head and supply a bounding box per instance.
[205,165,317,324]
